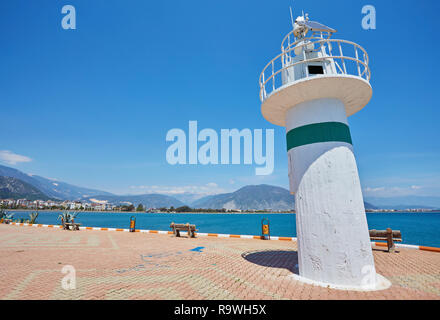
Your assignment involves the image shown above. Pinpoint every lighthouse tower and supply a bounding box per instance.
[259,13,386,289]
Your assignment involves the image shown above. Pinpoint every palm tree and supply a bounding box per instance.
[2,212,14,224]
[57,211,80,229]
[57,211,79,224]
[29,212,39,224]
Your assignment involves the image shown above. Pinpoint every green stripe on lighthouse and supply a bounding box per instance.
[286,122,352,151]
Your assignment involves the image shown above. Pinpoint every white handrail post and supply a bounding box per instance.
[320,39,326,56]
[355,47,361,77]
[363,52,368,79]
[272,61,275,92]
[364,51,368,65]
[338,41,347,74]
[327,40,337,74]
[303,48,309,78]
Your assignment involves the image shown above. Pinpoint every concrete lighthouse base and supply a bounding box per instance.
[286,98,382,289]
[290,272,391,292]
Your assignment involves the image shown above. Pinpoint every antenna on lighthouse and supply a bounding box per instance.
[289,6,295,30]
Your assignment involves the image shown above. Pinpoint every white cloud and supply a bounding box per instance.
[206,182,218,188]
[363,185,425,198]
[0,150,32,165]
[128,183,227,196]
[363,187,385,193]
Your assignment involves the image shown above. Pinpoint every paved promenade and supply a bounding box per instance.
[0,224,439,300]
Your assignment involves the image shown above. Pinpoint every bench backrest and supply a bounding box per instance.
[369,229,402,239]
[170,223,196,230]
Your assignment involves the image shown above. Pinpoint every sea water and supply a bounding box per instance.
[8,211,440,248]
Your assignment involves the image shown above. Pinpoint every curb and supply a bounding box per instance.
[6,222,440,253]
[373,241,440,253]
[8,222,295,241]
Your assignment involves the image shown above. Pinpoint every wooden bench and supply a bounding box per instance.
[170,222,197,238]
[65,222,81,231]
[369,228,402,252]
[61,218,81,231]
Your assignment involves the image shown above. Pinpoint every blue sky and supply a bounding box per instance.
[0,0,439,198]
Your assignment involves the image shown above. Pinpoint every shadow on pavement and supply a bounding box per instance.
[241,250,299,275]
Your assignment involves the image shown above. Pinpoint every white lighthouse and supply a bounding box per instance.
[259,13,388,290]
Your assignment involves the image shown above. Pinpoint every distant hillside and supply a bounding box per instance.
[364,196,440,210]
[0,165,112,200]
[3,164,435,211]
[192,185,295,211]
[192,184,378,211]
[82,194,185,208]
[171,192,208,205]
[0,176,50,201]
[364,202,377,210]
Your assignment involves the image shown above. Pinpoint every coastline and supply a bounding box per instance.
[6,209,439,214]
[5,209,440,249]
[6,209,295,214]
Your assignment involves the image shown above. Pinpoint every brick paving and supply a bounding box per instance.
[0,224,439,300]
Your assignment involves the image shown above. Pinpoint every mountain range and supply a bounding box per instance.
[192,185,294,211]
[171,192,208,205]
[0,176,50,201]
[0,164,437,210]
[363,196,440,210]
[0,165,112,200]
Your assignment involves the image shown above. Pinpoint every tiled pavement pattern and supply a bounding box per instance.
[0,224,439,300]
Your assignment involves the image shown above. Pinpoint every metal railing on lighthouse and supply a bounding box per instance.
[259,27,371,102]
